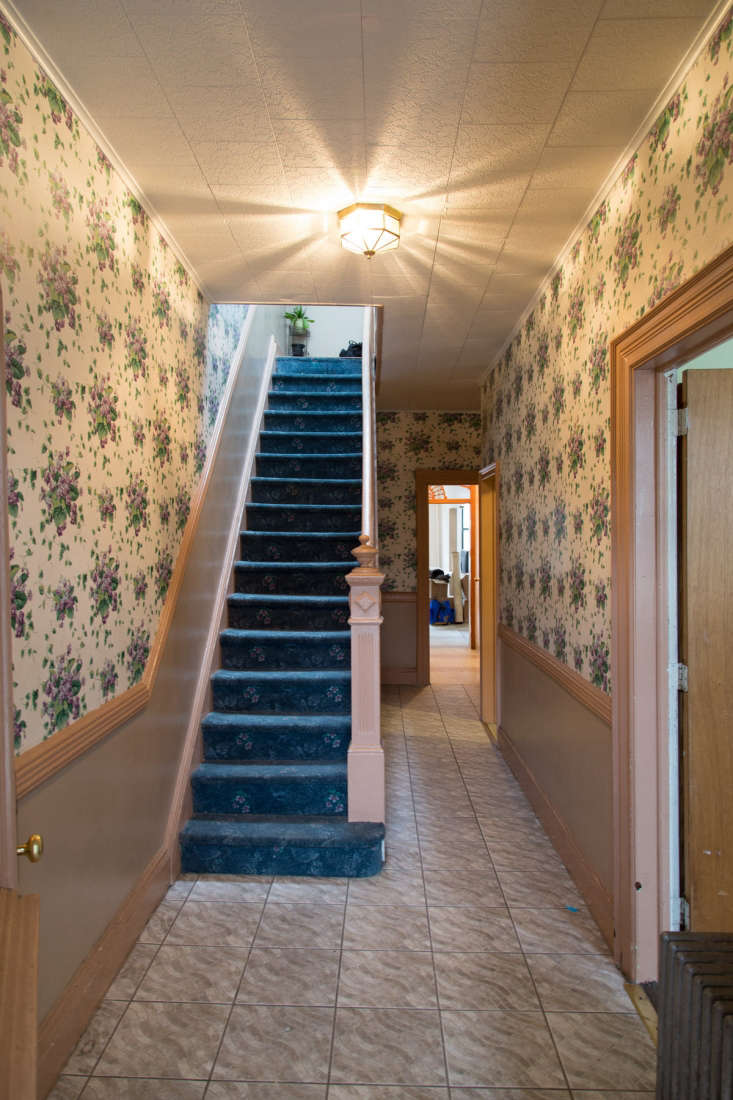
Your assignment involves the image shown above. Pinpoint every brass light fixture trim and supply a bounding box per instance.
[337,202,402,258]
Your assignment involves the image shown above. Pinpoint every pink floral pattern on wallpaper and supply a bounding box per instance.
[377,411,481,591]
[1,16,245,753]
[481,7,733,694]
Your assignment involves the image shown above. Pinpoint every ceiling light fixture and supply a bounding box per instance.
[337,203,402,258]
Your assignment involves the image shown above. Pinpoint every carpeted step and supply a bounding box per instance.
[202,713,351,761]
[259,431,362,455]
[220,629,349,670]
[245,503,361,533]
[251,478,362,506]
[211,669,350,714]
[180,816,385,877]
[239,531,358,563]
[275,356,362,376]
[191,761,348,816]
[268,391,362,412]
[227,593,349,630]
[271,373,362,394]
[255,453,362,479]
[264,410,362,434]
[233,562,352,595]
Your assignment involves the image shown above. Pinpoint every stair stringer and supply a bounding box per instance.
[163,334,279,873]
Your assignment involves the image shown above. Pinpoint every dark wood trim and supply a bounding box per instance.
[498,725,614,947]
[37,846,169,1099]
[0,286,17,887]
[415,468,479,686]
[0,889,39,1100]
[382,590,416,603]
[611,243,733,978]
[499,624,611,726]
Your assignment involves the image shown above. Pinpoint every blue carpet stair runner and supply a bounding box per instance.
[180,357,385,876]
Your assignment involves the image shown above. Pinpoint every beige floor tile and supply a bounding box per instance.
[268,877,348,904]
[212,1004,334,1082]
[236,947,340,1005]
[511,907,610,955]
[428,906,518,952]
[433,951,540,1010]
[497,869,583,908]
[569,1094,654,1099]
[82,1081,205,1098]
[347,865,426,906]
[94,1001,229,1079]
[47,1077,87,1100]
[206,1085,326,1098]
[441,1010,566,1088]
[343,904,431,950]
[166,901,263,948]
[63,1000,126,1075]
[423,868,504,907]
[135,945,248,1003]
[547,1012,657,1091]
[328,1088,448,1099]
[331,1008,447,1085]
[139,901,183,944]
[448,1091,570,1098]
[338,949,437,1008]
[106,943,158,1000]
[254,902,344,948]
[527,952,632,1012]
[188,878,271,903]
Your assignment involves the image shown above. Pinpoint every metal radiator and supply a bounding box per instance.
[658,932,733,1099]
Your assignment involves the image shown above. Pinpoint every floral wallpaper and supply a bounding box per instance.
[1,16,246,754]
[480,6,733,695]
[377,411,482,591]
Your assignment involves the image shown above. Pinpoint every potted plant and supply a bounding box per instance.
[284,306,314,356]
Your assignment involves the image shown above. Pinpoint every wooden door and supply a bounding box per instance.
[479,466,498,725]
[680,368,733,930]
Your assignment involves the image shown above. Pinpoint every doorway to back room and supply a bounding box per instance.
[427,482,478,676]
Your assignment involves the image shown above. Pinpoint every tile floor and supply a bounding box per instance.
[50,675,657,1099]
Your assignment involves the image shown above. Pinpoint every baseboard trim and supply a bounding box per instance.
[499,624,611,726]
[381,666,418,685]
[497,724,614,948]
[37,846,169,1099]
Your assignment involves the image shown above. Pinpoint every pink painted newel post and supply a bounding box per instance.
[346,535,385,823]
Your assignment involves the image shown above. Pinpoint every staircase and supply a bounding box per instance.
[180,356,385,877]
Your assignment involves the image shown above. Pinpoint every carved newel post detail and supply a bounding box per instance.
[346,534,385,823]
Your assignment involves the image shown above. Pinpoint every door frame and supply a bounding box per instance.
[1,283,18,889]
[611,245,733,981]
[479,463,499,725]
[415,468,479,686]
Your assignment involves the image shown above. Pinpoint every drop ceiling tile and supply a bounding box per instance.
[473,0,602,63]
[95,116,196,166]
[209,182,294,214]
[366,145,453,200]
[451,123,551,177]
[228,212,323,252]
[192,142,284,186]
[601,0,713,13]
[430,245,498,285]
[62,56,173,118]
[259,60,364,120]
[467,310,517,339]
[166,85,272,144]
[548,89,655,146]
[446,172,531,212]
[162,214,238,250]
[513,187,591,232]
[480,272,540,311]
[573,17,702,90]
[135,18,258,88]
[243,10,362,60]
[122,0,244,20]
[19,0,143,61]
[458,337,503,366]
[528,145,619,190]
[363,0,481,20]
[272,120,366,172]
[132,165,214,215]
[371,273,431,297]
[283,168,358,212]
[255,271,317,299]
[463,62,575,125]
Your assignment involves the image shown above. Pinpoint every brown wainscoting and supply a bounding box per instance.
[381,590,418,685]
[498,726,614,948]
[37,846,168,1099]
[498,624,612,725]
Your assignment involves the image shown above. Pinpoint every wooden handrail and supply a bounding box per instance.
[360,306,376,549]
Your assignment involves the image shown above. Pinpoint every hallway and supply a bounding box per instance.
[51,673,656,1097]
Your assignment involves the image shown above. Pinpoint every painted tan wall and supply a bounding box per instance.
[17,306,283,1020]
[500,642,613,896]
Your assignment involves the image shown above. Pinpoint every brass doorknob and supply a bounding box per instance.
[17,834,43,862]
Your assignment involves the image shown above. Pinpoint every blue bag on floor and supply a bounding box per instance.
[429,598,441,624]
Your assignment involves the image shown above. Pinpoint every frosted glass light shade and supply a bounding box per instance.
[338,203,402,258]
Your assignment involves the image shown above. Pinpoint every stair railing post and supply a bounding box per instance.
[346,308,385,824]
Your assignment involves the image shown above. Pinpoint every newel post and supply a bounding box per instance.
[346,534,385,823]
